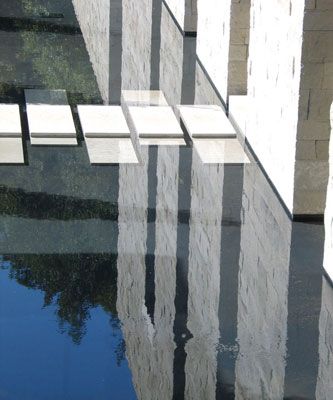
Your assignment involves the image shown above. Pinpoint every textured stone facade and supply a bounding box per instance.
[324,104,333,280]
[235,162,291,399]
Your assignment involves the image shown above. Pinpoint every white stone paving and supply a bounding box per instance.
[27,104,77,146]
[121,90,168,106]
[0,104,22,137]
[128,106,184,138]
[178,105,236,138]
[85,137,139,164]
[78,105,130,138]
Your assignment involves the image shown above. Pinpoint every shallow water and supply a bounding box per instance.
[0,1,331,399]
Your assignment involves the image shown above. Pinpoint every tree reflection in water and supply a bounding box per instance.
[0,254,125,364]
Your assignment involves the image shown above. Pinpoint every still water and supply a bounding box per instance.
[0,1,331,399]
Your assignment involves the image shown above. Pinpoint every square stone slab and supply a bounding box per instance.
[193,138,251,164]
[27,104,77,145]
[85,138,139,164]
[178,105,236,138]
[25,89,68,105]
[121,90,168,106]
[128,106,184,138]
[78,105,130,138]
[0,138,24,164]
[0,104,22,137]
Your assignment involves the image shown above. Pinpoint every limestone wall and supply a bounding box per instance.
[245,0,305,213]
[72,0,111,103]
[228,0,250,95]
[324,105,333,280]
[196,0,232,101]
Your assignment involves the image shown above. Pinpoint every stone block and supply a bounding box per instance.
[323,63,333,89]
[301,63,324,89]
[316,140,330,160]
[0,104,22,138]
[229,44,248,61]
[128,106,184,138]
[305,0,316,9]
[298,120,331,140]
[316,0,333,10]
[298,89,311,121]
[78,105,130,138]
[302,32,333,63]
[178,105,236,138]
[296,140,316,160]
[308,89,333,121]
[304,10,333,31]
[121,90,168,106]
[0,138,24,164]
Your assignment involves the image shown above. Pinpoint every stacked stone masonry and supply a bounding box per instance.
[324,104,333,281]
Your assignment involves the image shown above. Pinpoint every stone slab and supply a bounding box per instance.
[25,89,69,105]
[0,104,22,137]
[85,138,139,164]
[30,137,78,146]
[128,106,184,138]
[139,138,187,146]
[78,105,130,138]
[193,138,251,164]
[228,95,249,135]
[27,104,77,144]
[178,105,236,138]
[0,138,24,164]
[121,90,168,106]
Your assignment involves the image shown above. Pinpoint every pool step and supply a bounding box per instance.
[0,104,24,164]
[25,89,77,146]
[78,105,138,164]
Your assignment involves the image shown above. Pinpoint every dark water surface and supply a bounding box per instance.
[0,1,331,399]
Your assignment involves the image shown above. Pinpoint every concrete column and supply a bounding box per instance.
[324,104,333,280]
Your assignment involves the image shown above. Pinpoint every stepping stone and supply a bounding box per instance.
[121,90,168,106]
[27,105,77,145]
[0,104,24,164]
[178,105,236,138]
[77,105,138,164]
[228,95,249,135]
[78,105,130,138]
[193,138,250,164]
[128,106,184,139]
[25,89,77,146]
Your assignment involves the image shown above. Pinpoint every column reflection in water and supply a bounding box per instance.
[316,277,333,399]
[235,163,291,400]
[122,0,153,90]
[117,146,180,399]
[185,151,224,399]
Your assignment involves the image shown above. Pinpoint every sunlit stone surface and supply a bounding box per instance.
[178,105,236,138]
[324,104,333,280]
[27,105,77,145]
[0,104,22,137]
[193,138,250,164]
[128,106,184,138]
[228,95,249,136]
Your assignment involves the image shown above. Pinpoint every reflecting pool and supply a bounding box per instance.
[0,1,331,399]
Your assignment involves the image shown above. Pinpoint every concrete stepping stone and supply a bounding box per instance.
[0,104,24,164]
[78,105,138,164]
[25,89,77,146]
[127,105,186,145]
[193,138,250,164]
[121,90,168,106]
[177,105,236,138]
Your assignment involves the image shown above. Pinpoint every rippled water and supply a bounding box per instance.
[0,1,331,399]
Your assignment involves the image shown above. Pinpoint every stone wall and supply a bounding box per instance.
[245,0,305,213]
[196,0,232,101]
[293,0,333,213]
[324,104,333,280]
[228,0,250,95]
